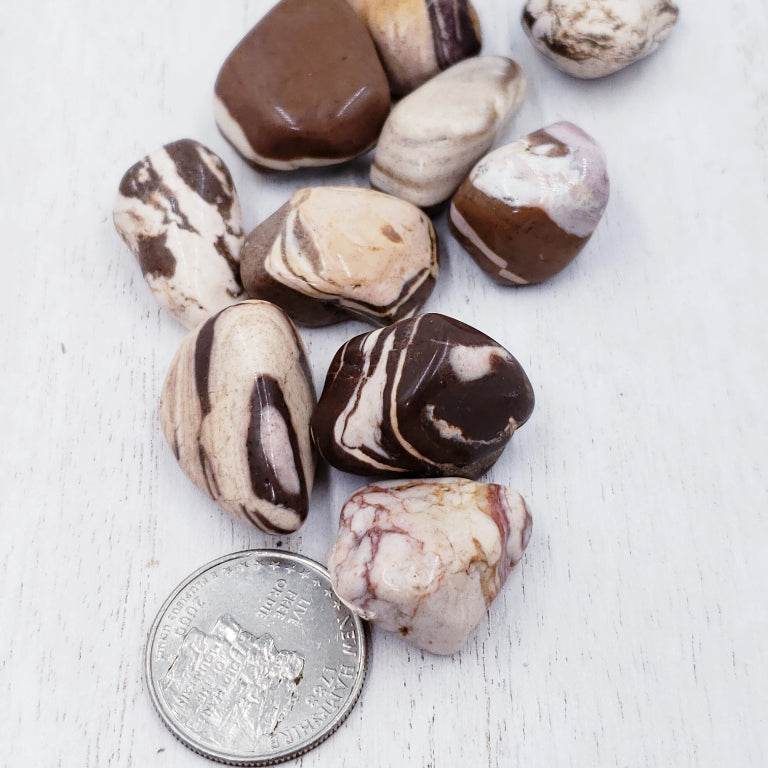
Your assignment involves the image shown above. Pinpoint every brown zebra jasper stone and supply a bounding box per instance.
[348,0,482,96]
[113,139,244,329]
[522,0,679,79]
[450,121,609,285]
[213,0,390,170]
[329,477,532,654]
[160,301,316,534]
[240,187,439,328]
[311,313,534,478]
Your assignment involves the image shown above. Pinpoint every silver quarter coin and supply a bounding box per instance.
[146,550,368,765]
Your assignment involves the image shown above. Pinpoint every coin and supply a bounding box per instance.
[146,550,368,765]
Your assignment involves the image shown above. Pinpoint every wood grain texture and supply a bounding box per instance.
[1,0,767,765]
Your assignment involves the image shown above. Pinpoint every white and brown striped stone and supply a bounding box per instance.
[347,0,482,96]
[449,121,609,285]
[522,0,679,79]
[240,187,439,327]
[371,56,526,208]
[113,139,244,329]
[160,301,316,534]
[311,313,534,478]
[328,477,532,654]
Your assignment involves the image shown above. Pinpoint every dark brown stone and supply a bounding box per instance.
[311,313,534,478]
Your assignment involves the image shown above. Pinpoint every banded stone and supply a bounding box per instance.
[522,0,679,79]
[311,313,534,479]
[160,301,316,534]
[371,56,526,209]
[214,0,390,170]
[449,121,609,285]
[328,477,532,654]
[113,139,244,329]
[348,0,482,96]
[241,187,439,327]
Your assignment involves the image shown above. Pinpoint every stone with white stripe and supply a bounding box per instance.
[449,121,609,285]
[113,139,244,329]
[241,187,439,327]
[522,0,679,79]
[160,301,316,534]
[347,0,482,96]
[311,313,534,478]
[328,477,532,654]
[371,56,526,209]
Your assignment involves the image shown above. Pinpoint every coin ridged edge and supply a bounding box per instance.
[145,549,369,766]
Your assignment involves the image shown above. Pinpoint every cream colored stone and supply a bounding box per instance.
[241,187,438,326]
[522,0,679,78]
[328,477,532,655]
[160,301,316,534]
[370,57,526,208]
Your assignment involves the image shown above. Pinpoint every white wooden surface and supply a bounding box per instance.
[1,1,767,765]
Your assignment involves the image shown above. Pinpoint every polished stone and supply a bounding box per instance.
[522,0,679,78]
[371,56,525,208]
[241,186,438,327]
[311,313,534,478]
[329,477,532,654]
[160,301,316,534]
[113,139,244,329]
[347,0,482,95]
[450,121,609,285]
[214,0,390,169]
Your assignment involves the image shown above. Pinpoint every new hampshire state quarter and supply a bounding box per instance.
[146,550,368,765]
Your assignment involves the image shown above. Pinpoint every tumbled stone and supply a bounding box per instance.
[113,139,244,329]
[371,57,525,209]
[311,313,534,478]
[241,187,438,328]
[214,0,390,170]
[347,0,482,96]
[522,0,679,79]
[449,121,609,285]
[328,477,532,654]
[160,301,316,534]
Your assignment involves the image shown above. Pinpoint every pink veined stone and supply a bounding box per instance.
[328,477,532,655]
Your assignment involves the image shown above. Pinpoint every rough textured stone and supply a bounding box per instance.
[160,301,316,534]
[522,0,679,79]
[348,0,482,96]
[450,121,609,285]
[371,56,526,208]
[241,187,438,327]
[113,139,244,329]
[328,477,532,654]
[311,313,534,478]
[214,0,390,170]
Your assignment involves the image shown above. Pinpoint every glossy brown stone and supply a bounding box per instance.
[214,0,391,170]
[449,121,609,285]
[450,184,586,284]
[311,313,534,478]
